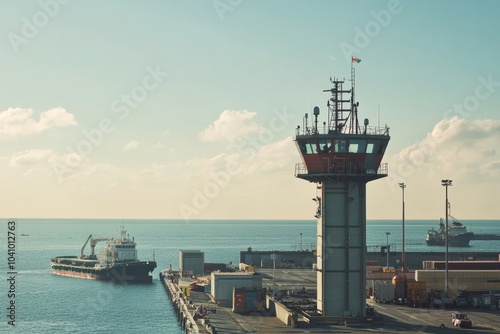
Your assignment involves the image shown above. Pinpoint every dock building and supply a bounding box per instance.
[179,250,204,277]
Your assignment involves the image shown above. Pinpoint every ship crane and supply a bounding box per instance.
[80,234,112,258]
[81,234,92,258]
[89,237,112,257]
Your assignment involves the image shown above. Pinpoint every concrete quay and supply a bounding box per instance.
[161,270,287,333]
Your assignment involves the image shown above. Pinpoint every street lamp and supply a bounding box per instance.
[399,182,406,273]
[385,232,390,268]
[300,233,303,251]
[441,179,452,298]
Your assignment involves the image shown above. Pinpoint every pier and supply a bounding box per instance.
[160,268,383,332]
[160,271,199,333]
[160,270,287,333]
[471,233,500,241]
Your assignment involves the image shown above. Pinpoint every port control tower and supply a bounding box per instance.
[294,61,390,317]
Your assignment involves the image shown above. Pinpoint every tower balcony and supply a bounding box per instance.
[295,161,388,183]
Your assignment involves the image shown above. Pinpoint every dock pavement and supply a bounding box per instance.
[162,268,500,333]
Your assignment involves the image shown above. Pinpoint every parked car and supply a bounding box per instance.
[451,312,472,328]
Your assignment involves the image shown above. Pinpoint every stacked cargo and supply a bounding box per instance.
[374,284,394,303]
[415,270,500,296]
[423,260,500,270]
[394,281,405,302]
[406,281,427,305]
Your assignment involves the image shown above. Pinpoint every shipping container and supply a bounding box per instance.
[375,284,394,303]
[232,287,266,313]
[406,281,427,305]
[423,261,500,270]
[245,290,256,310]
[394,282,405,303]
[232,289,246,312]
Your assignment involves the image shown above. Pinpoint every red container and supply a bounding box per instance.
[232,289,246,312]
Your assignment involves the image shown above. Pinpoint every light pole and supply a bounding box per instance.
[272,252,276,296]
[300,233,303,251]
[385,232,390,268]
[399,182,406,273]
[441,179,452,298]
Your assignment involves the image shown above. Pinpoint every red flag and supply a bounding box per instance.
[352,56,361,63]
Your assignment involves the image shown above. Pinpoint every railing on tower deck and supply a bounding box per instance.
[295,125,390,137]
[295,162,388,177]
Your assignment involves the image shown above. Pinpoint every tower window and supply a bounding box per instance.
[299,142,318,154]
[334,140,346,153]
[348,140,366,153]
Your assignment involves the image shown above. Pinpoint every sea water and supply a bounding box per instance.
[1,219,499,333]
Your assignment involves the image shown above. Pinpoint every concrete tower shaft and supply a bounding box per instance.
[316,181,367,316]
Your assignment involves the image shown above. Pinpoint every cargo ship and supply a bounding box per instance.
[426,217,500,247]
[50,228,157,283]
[426,218,474,247]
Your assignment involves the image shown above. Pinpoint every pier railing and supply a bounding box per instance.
[296,125,390,137]
[162,274,199,334]
[295,162,388,177]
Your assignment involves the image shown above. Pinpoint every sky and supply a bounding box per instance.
[1,0,499,220]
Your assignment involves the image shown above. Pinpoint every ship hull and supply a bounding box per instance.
[426,233,473,247]
[50,258,157,283]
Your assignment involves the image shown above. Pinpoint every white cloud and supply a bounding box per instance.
[5,148,84,181]
[238,136,297,175]
[0,107,76,140]
[9,149,54,166]
[123,140,140,152]
[391,117,500,180]
[198,110,261,142]
[369,117,500,219]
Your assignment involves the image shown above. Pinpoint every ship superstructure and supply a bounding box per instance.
[294,59,390,317]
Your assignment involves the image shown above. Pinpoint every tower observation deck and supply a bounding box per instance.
[294,62,390,318]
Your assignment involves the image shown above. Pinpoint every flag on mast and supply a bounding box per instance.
[352,56,361,63]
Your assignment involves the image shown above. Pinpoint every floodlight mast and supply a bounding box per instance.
[441,179,453,298]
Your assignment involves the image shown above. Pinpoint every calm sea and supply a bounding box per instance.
[1,218,500,333]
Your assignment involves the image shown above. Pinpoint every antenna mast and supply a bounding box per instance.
[350,61,361,134]
[324,58,362,134]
